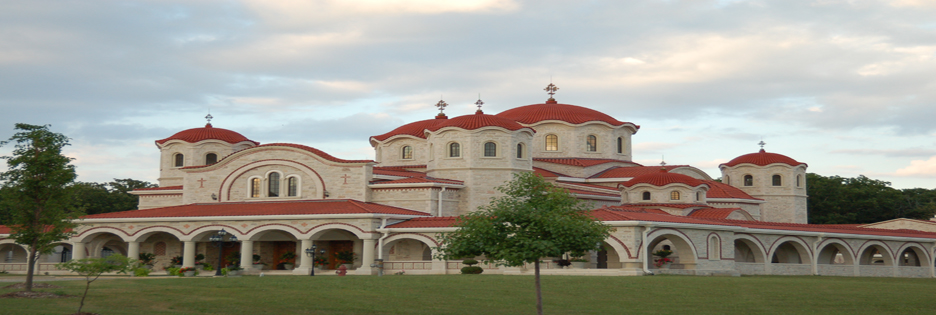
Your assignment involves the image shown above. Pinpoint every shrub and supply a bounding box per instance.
[134,268,150,277]
[461,266,484,274]
[202,263,214,271]
[166,267,181,276]
[462,259,478,266]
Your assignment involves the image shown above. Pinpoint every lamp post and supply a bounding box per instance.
[209,229,238,276]
[305,245,327,276]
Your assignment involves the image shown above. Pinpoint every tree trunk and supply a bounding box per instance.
[535,260,543,315]
[25,241,38,292]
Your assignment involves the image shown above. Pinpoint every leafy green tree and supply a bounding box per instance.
[807,173,936,224]
[436,172,611,315]
[70,178,155,215]
[57,254,136,314]
[0,123,81,292]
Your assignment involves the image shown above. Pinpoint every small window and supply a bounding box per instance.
[743,175,753,186]
[545,134,558,151]
[642,191,651,200]
[402,146,413,159]
[484,142,497,157]
[250,178,261,198]
[796,175,802,187]
[709,236,720,260]
[696,191,701,201]
[268,173,280,197]
[662,245,671,251]
[617,137,623,154]
[670,191,680,200]
[174,153,184,167]
[586,135,597,152]
[205,153,218,165]
[516,143,524,159]
[449,143,460,157]
[154,242,167,256]
[725,175,730,185]
[287,177,298,197]
[772,175,782,186]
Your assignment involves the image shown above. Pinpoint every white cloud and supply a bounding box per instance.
[894,156,936,177]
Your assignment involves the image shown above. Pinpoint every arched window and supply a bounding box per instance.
[642,191,651,200]
[205,153,218,165]
[796,175,802,187]
[60,247,71,262]
[101,247,115,258]
[250,178,261,198]
[401,146,413,159]
[725,175,730,185]
[586,135,597,152]
[670,191,680,200]
[484,142,497,157]
[268,173,280,197]
[617,137,623,154]
[449,143,460,157]
[772,175,782,186]
[709,236,720,260]
[696,191,702,201]
[516,143,524,159]
[743,175,753,186]
[545,134,558,151]
[287,177,298,197]
[174,153,184,167]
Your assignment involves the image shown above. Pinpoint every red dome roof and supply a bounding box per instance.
[371,118,448,142]
[155,124,257,146]
[621,168,706,187]
[427,112,528,132]
[495,100,637,128]
[721,149,805,167]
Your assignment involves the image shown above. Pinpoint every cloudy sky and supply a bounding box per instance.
[1,0,935,189]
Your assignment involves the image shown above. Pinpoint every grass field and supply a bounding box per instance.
[1,274,934,315]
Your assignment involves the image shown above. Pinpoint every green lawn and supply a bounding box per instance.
[2,274,934,315]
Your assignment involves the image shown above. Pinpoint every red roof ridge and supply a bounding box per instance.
[427,112,530,133]
[620,168,706,187]
[534,158,641,168]
[721,149,806,167]
[589,165,686,179]
[156,123,258,146]
[495,102,639,129]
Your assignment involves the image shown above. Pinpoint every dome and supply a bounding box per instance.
[370,117,448,142]
[495,100,638,129]
[426,112,528,132]
[155,124,257,146]
[621,168,706,187]
[721,149,805,167]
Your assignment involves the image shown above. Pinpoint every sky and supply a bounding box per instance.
[1,0,935,189]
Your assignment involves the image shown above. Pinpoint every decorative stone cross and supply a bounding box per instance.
[197,178,207,188]
[341,174,351,184]
[435,99,448,114]
[544,83,559,99]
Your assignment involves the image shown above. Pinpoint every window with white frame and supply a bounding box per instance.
[586,135,597,152]
[484,142,497,157]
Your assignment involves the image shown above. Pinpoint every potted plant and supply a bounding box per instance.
[252,254,264,270]
[460,259,483,274]
[225,265,242,276]
[226,251,241,268]
[334,250,357,269]
[138,253,156,269]
[194,254,206,270]
[170,256,183,268]
[280,251,297,270]
[570,257,589,269]
[179,266,197,277]
[313,256,328,270]
[653,249,674,269]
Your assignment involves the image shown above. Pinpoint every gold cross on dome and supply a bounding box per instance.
[435,99,448,114]
[544,83,559,99]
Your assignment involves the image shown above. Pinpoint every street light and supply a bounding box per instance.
[305,245,326,276]
[209,229,238,276]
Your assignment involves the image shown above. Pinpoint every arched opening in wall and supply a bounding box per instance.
[734,239,765,263]
[708,236,720,260]
[816,242,854,265]
[401,146,413,159]
[310,228,363,270]
[287,176,299,197]
[858,245,893,266]
[42,243,74,263]
[695,191,702,201]
[647,233,697,270]
[205,153,218,165]
[596,242,622,269]
[241,229,300,271]
[268,172,281,197]
[772,175,782,186]
[898,247,926,267]
[81,232,128,259]
[174,153,184,167]
[642,191,651,201]
[382,236,435,272]
[0,243,28,263]
[449,143,460,157]
[743,175,753,186]
[250,178,261,198]
[770,241,809,264]
[100,240,128,258]
[483,142,497,157]
[135,231,183,270]
[616,137,623,154]
[516,143,524,159]
[545,134,558,151]
[586,135,597,152]
[670,191,680,200]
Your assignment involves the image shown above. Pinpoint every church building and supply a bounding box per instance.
[2,84,935,278]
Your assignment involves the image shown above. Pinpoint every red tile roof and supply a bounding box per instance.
[534,158,641,168]
[721,149,806,167]
[371,118,448,142]
[697,218,936,239]
[588,208,734,225]
[373,168,429,178]
[702,180,760,200]
[555,181,619,192]
[590,165,686,178]
[495,100,639,129]
[371,177,464,185]
[621,203,710,209]
[563,188,619,197]
[182,143,373,169]
[388,217,461,228]
[533,167,567,178]
[133,185,183,191]
[427,112,529,132]
[0,225,10,234]
[81,200,429,219]
[620,168,706,187]
[374,165,427,171]
[687,208,746,219]
[155,123,258,146]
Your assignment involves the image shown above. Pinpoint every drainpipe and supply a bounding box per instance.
[812,234,823,276]
[436,187,447,217]
[642,224,654,275]
[377,217,390,260]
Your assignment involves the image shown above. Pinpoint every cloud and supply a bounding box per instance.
[831,148,936,157]
[894,156,936,177]
[633,142,679,152]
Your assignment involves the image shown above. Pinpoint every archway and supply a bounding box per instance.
[309,228,363,270]
[816,241,854,265]
[382,235,436,272]
[0,243,28,263]
[734,238,766,263]
[133,230,184,270]
[896,244,929,267]
[596,241,623,269]
[858,244,893,266]
[647,231,697,270]
[770,240,810,264]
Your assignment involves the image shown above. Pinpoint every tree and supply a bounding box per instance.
[436,172,611,315]
[0,123,81,292]
[70,178,156,215]
[807,173,936,224]
[57,254,136,314]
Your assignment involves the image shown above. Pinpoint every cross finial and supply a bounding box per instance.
[758,140,766,150]
[205,113,213,123]
[475,98,484,111]
[435,99,448,114]
[660,155,666,167]
[544,83,559,100]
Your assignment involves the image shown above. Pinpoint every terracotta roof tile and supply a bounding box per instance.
[687,208,747,219]
[590,165,685,178]
[533,167,567,178]
[427,112,529,132]
[495,101,639,128]
[374,165,427,171]
[555,181,619,192]
[81,200,428,219]
[387,217,462,228]
[535,158,641,168]
[702,180,760,200]
[371,177,463,185]
[721,149,806,167]
[563,188,619,197]
[697,218,936,239]
[371,118,448,142]
[373,169,429,178]
[0,225,9,234]
[156,124,258,146]
[620,203,710,209]
[620,168,706,187]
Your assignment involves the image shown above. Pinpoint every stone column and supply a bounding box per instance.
[127,242,140,262]
[72,242,86,260]
[240,240,253,270]
[430,248,447,275]
[182,241,196,268]
[295,239,313,275]
[355,239,376,275]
